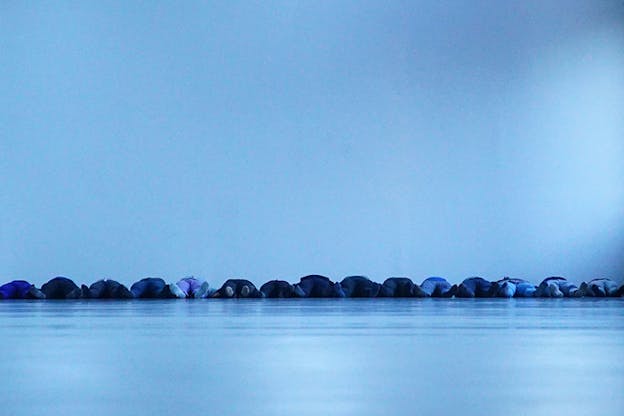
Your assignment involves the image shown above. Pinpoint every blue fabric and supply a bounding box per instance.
[340,276,381,297]
[456,277,492,298]
[0,280,33,299]
[293,275,345,298]
[420,277,456,297]
[130,277,168,298]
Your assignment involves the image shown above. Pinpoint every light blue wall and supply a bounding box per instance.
[1,1,623,286]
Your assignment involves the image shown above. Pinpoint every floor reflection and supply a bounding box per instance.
[0,299,622,416]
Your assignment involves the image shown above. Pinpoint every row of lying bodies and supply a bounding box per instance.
[1,275,623,300]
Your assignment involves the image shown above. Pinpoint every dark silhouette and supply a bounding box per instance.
[456,277,493,298]
[340,276,382,297]
[41,277,83,299]
[130,277,175,298]
[293,275,345,298]
[378,277,425,297]
[0,280,45,299]
[260,280,296,298]
[213,279,263,298]
[83,279,133,299]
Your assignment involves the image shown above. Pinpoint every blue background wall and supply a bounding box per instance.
[1,1,623,286]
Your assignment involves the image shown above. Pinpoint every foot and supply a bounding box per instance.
[224,286,235,298]
[194,282,212,299]
[169,283,186,298]
[240,285,250,297]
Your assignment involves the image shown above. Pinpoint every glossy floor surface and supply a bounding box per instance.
[1,299,623,416]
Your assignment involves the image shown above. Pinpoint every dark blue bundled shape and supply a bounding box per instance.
[260,280,296,298]
[0,280,45,299]
[378,277,425,297]
[84,279,133,299]
[340,276,381,298]
[131,277,175,299]
[293,275,345,298]
[213,279,263,298]
[456,277,493,298]
[41,277,83,299]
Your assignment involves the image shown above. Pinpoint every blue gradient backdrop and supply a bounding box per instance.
[1,1,623,286]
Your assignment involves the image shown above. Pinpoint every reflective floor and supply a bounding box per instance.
[1,299,623,416]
